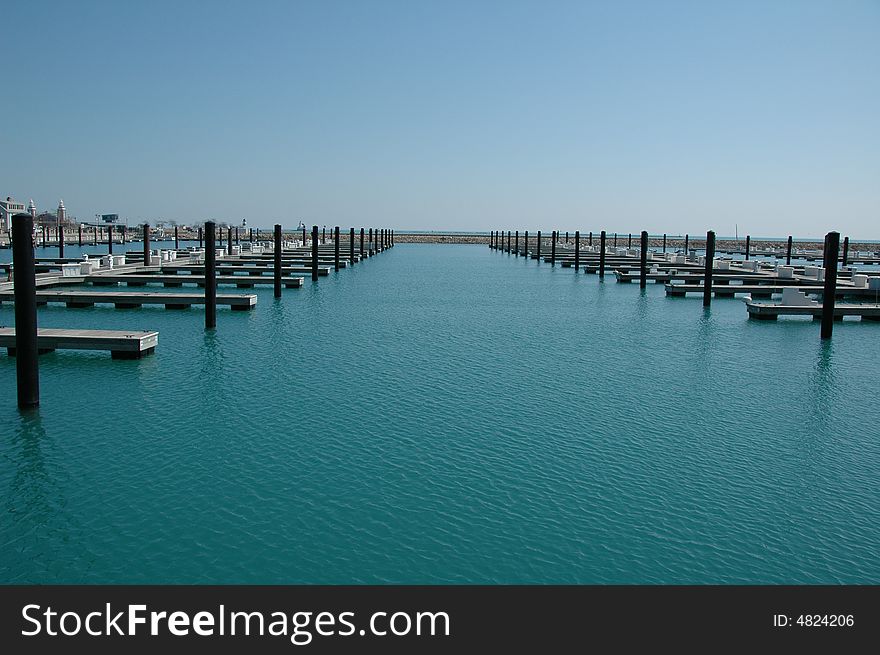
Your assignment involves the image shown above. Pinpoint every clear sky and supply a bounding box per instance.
[2,0,878,237]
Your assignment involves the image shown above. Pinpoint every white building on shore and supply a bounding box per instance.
[1,196,27,231]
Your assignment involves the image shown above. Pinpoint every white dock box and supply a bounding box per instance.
[61,263,81,277]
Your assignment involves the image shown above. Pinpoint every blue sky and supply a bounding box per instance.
[2,0,878,237]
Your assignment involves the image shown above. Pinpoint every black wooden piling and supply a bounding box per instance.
[506,230,511,253]
[589,231,593,246]
[684,234,689,254]
[821,231,840,339]
[143,224,150,265]
[536,230,541,259]
[58,222,64,258]
[369,228,373,253]
[640,230,648,288]
[744,235,750,260]
[227,227,233,255]
[198,226,203,249]
[108,224,113,254]
[662,233,666,253]
[334,226,340,271]
[786,235,792,265]
[78,224,83,246]
[614,232,617,248]
[842,236,849,267]
[360,228,365,256]
[205,221,216,329]
[311,225,319,281]
[574,230,580,270]
[93,225,98,245]
[235,227,239,244]
[551,231,556,265]
[174,225,179,250]
[273,224,282,298]
[524,231,529,257]
[350,227,356,264]
[515,230,519,256]
[703,230,715,307]
[12,214,39,409]
[490,230,494,249]
[322,226,326,243]
[599,231,606,279]
[565,231,569,243]
[302,224,306,245]
[628,233,632,249]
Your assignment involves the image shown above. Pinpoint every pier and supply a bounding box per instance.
[491,228,880,338]
[0,289,258,310]
[0,327,158,358]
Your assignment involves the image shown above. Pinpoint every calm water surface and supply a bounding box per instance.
[1,244,878,583]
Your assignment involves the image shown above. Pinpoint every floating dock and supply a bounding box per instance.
[0,289,257,310]
[0,327,158,359]
[746,301,880,321]
[85,274,305,288]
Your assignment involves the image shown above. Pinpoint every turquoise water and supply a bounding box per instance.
[1,244,878,584]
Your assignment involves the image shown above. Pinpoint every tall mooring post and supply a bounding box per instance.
[205,221,217,329]
[640,231,648,288]
[551,231,556,265]
[536,231,541,259]
[274,224,282,299]
[58,223,64,258]
[350,228,356,264]
[662,233,667,253]
[12,214,40,409]
[599,230,606,280]
[108,224,113,255]
[745,235,750,261]
[334,226,340,271]
[514,230,519,257]
[199,226,203,249]
[227,227,233,256]
[524,231,529,257]
[143,224,151,265]
[174,225,179,250]
[786,236,792,266]
[842,236,849,267]
[628,233,632,249]
[684,234,689,255]
[78,223,83,246]
[821,231,840,340]
[360,228,365,257]
[703,230,716,308]
[311,225,319,281]
[574,230,580,270]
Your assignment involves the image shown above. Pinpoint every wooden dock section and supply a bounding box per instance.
[0,327,158,359]
[86,274,304,288]
[162,264,331,276]
[0,289,257,310]
[666,284,880,299]
[746,301,880,321]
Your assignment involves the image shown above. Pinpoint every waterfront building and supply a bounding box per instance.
[1,196,26,231]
